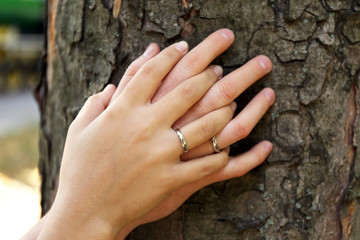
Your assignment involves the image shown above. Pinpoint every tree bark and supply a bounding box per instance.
[38,0,360,239]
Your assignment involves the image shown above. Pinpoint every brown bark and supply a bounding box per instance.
[38,0,360,239]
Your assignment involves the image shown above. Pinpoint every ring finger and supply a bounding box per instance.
[172,103,236,156]
[174,55,272,128]
[181,88,275,160]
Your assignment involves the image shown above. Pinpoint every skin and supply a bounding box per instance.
[22,29,275,240]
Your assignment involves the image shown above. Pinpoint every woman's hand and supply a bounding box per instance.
[38,41,236,240]
[111,29,275,238]
[112,29,274,161]
[26,29,275,240]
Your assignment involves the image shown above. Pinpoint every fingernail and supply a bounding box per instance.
[258,56,272,72]
[143,43,155,58]
[213,65,223,77]
[263,88,275,104]
[264,141,273,153]
[231,102,237,111]
[175,41,188,53]
[221,29,234,40]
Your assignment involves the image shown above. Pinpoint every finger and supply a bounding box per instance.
[216,141,272,180]
[217,87,275,145]
[181,88,275,160]
[177,103,235,151]
[174,149,229,187]
[154,65,222,124]
[176,141,272,201]
[175,55,273,127]
[120,41,189,105]
[118,141,272,232]
[72,84,116,130]
[152,28,235,102]
[110,43,161,104]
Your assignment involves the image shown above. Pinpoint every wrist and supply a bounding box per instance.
[38,201,126,240]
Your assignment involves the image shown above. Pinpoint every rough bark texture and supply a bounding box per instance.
[38,0,360,239]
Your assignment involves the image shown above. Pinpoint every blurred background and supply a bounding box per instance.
[0,0,45,239]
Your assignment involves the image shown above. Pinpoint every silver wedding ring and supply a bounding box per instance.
[175,129,188,153]
[211,136,220,153]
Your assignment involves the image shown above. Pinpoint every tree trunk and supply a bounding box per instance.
[38,0,360,239]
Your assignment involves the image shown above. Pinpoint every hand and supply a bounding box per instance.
[38,41,235,240]
[110,29,275,238]
[112,29,274,161]
[26,29,274,240]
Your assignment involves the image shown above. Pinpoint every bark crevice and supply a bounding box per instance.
[41,1,360,238]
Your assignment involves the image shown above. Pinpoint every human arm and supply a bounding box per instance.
[36,40,235,239]
[22,29,274,239]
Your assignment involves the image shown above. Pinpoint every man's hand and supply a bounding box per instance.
[22,29,275,240]
[112,29,275,238]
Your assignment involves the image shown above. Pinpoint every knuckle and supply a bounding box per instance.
[204,95,218,110]
[138,120,156,140]
[124,61,140,77]
[103,107,118,121]
[164,48,180,60]
[200,164,215,177]
[183,53,203,72]
[140,60,156,76]
[166,166,186,189]
[234,120,251,139]
[217,81,237,101]
[196,91,218,112]
[162,171,178,190]
[200,154,228,177]
[199,121,215,137]
[86,94,101,106]
[179,83,197,99]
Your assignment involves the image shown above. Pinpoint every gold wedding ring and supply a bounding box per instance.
[211,136,220,153]
[175,129,188,153]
